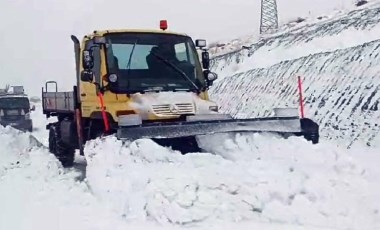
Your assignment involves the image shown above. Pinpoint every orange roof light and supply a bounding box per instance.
[160,20,168,31]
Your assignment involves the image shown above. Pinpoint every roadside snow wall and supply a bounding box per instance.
[209,3,380,148]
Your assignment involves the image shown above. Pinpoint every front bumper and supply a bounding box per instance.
[0,119,33,132]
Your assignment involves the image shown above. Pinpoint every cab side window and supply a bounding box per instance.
[174,42,196,65]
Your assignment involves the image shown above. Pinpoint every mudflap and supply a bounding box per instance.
[116,116,319,152]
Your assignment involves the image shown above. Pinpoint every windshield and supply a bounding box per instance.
[105,32,205,93]
[0,97,30,109]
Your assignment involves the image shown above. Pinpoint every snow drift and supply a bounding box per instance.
[0,126,129,230]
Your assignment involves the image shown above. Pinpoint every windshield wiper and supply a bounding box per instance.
[126,39,138,75]
[150,52,200,93]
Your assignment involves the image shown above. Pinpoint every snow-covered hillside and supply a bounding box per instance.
[209,0,380,65]
[209,1,380,148]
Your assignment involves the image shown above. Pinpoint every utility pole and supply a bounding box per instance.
[260,0,279,34]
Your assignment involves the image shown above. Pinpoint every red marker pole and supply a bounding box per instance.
[297,76,305,119]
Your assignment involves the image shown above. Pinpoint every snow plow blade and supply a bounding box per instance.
[116,115,319,144]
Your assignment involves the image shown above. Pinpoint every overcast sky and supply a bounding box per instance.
[0,0,354,96]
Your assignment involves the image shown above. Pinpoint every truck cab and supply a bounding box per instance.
[77,27,218,124]
[0,86,34,132]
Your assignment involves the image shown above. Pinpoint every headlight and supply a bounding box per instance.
[25,113,30,120]
[108,74,118,83]
[206,72,218,82]
[209,106,218,112]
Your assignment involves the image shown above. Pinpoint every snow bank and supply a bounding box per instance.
[0,126,127,230]
[84,134,380,230]
[29,102,57,146]
[210,39,380,148]
[2,113,379,229]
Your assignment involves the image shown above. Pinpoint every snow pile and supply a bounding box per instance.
[29,102,57,146]
[0,126,127,230]
[84,134,380,229]
[1,103,379,230]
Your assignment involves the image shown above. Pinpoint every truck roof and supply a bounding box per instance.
[0,85,27,98]
[0,93,28,98]
[84,29,189,39]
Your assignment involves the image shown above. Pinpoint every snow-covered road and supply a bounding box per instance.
[0,104,379,230]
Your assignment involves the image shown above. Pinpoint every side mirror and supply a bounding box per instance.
[30,105,36,111]
[81,70,94,82]
[82,50,94,70]
[195,39,207,48]
[201,50,210,69]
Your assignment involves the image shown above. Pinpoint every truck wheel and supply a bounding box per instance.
[49,123,75,167]
[301,132,319,144]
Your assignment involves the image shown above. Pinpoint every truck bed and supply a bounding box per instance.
[42,91,75,114]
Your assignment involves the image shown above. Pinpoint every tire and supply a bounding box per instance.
[303,133,319,144]
[300,118,320,145]
[49,123,75,167]
[310,134,319,144]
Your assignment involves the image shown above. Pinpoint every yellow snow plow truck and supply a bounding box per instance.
[42,21,319,167]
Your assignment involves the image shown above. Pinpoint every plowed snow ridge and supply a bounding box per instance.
[1,117,380,229]
[85,133,380,229]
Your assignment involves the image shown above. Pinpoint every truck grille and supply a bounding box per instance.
[152,103,195,116]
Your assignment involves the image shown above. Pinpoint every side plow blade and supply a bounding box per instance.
[116,115,319,145]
